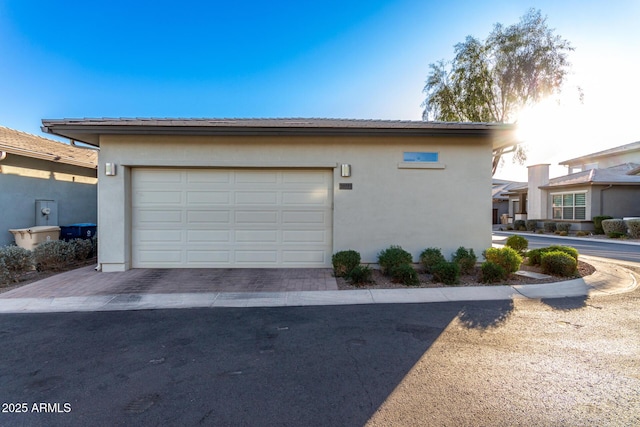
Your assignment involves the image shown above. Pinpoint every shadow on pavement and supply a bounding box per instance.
[0,301,515,426]
[540,295,588,311]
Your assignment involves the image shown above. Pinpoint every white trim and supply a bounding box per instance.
[397,162,445,169]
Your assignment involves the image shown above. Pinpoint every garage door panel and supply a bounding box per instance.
[282,250,327,264]
[187,230,230,242]
[235,191,278,204]
[187,191,230,204]
[235,250,278,263]
[187,170,231,183]
[235,210,278,224]
[132,168,332,268]
[282,211,326,225]
[187,210,230,224]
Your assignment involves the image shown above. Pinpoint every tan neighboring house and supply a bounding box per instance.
[502,141,640,230]
[0,125,98,246]
[42,118,516,272]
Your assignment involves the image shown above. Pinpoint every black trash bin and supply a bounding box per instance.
[59,223,97,241]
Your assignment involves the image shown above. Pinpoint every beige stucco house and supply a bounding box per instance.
[502,141,640,230]
[42,118,516,272]
[0,125,98,246]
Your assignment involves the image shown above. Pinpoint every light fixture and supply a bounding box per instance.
[105,163,117,176]
[340,164,351,177]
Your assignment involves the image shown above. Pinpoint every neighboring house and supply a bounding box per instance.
[501,141,640,230]
[42,118,516,272]
[492,179,525,224]
[0,125,98,246]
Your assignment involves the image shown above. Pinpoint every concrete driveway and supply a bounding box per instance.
[0,266,337,299]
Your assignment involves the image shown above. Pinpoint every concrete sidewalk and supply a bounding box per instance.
[0,256,637,313]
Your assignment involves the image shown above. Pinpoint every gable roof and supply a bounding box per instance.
[539,163,640,189]
[0,125,97,169]
[40,117,517,149]
[559,141,640,166]
[492,179,526,199]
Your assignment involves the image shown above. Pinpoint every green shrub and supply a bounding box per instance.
[332,250,361,277]
[419,247,445,273]
[627,219,640,239]
[483,247,522,274]
[0,245,33,285]
[390,264,420,286]
[543,222,557,232]
[576,231,588,237]
[525,220,537,232]
[593,215,613,234]
[347,265,373,286]
[451,247,477,275]
[536,229,545,234]
[556,223,571,232]
[541,251,578,277]
[607,232,625,239]
[480,261,507,284]
[505,235,528,255]
[70,239,93,261]
[602,219,627,236]
[513,220,526,231]
[527,245,578,266]
[378,245,412,275]
[33,240,75,271]
[431,261,460,286]
[558,231,568,236]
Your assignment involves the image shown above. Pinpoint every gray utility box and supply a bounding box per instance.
[35,200,58,226]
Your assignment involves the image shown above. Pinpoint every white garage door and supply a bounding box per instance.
[131,168,333,268]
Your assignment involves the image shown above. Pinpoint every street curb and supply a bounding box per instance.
[493,230,640,246]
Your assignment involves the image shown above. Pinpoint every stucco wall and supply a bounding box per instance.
[0,155,97,246]
[97,134,493,271]
[590,185,640,218]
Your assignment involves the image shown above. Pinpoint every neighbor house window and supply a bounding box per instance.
[552,192,586,220]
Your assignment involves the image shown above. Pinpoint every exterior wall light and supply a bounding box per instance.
[105,163,117,176]
[340,164,351,177]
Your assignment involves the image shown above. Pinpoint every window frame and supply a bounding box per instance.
[551,191,587,220]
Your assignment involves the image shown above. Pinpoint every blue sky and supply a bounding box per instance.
[1,0,639,180]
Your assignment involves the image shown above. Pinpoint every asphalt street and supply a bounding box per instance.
[1,288,639,426]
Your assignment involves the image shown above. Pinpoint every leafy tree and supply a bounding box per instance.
[422,9,576,173]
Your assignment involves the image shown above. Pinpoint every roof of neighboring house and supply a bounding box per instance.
[41,117,517,149]
[0,125,97,169]
[492,179,526,199]
[559,141,640,166]
[539,163,640,189]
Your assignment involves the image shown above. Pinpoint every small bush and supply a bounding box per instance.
[480,261,508,284]
[431,261,460,286]
[526,220,537,232]
[390,264,420,286]
[332,250,361,277]
[483,247,522,274]
[536,229,545,234]
[541,251,578,277]
[558,231,568,236]
[378,245,412,275]
[505,235,528,255]
[33,240,75,271]
[602,219,627,236]
[607,232,625,239]
[527,245,578,266]
[556,223,571,232]
[627,219,640,239]
[348,265,373,286]
[70,239,93,261]
[513,220,526,231]
[451,247,477,275]
[0,245,33,285]
[593,215,613,234]
[543,222,557,232]
[419,247,445,273]
[576,231,588,237]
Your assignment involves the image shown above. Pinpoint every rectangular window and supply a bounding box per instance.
[551,192,587,220]
[403,152,439,162]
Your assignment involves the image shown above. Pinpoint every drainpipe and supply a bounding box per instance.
[599,185,613,216]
